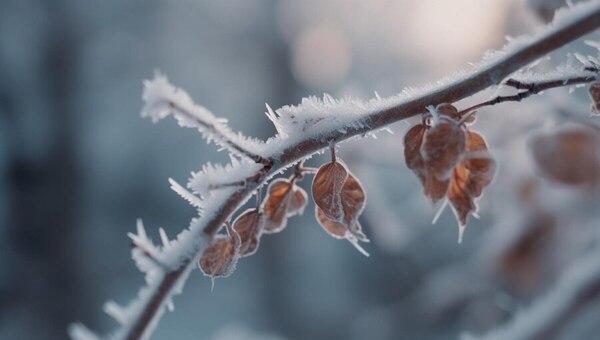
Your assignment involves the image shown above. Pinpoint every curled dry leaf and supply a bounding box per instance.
[340,172,367,230]
[447,164,476,228]
[447,131,496,239]
[463,131,497,197]
[404,123,450,203]
[312,161,348,221]
[404,124,427,184]
[262,178,308,234]
[232,208,263,257]
[421,118,466,181]
[589,83,600,115]
[198,224,241,279]
[287,186,308,216]
[529,124,600,186]
[315,206,369,256]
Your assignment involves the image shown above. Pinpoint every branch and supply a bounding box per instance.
[459,73,599,115]
[472,247,600,340]
[70,2,600,339]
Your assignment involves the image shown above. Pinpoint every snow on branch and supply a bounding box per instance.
[469,246,600,340]
[142,73,268,164]
[71,2,600,339]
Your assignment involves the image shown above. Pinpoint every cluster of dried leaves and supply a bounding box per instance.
[404,104,496,242]
[312,157,369,256]
[199,155,371,280]
[199,175,308,280]
[199,82,600,280]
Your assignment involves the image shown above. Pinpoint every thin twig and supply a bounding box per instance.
[168,102,270,165]
[458,74,598,116]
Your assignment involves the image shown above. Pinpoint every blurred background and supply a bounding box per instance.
[2,0,600,339]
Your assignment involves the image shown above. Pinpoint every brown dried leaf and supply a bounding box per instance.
[315,206,369,256]
[315,206,346,238]
[447,164,476,230]
[404,124,427,184]
[589,83,600,115]
[262,179,294,233]
[436,103,460,120]
[287,186,308,217]
[463,131,496,197]
[424,173,450,204]
[421,119,466,180]
[340,172,366,229]
[232,208,263,257]
[312,161,348,221]
[198,224,240,279]
[529,124,600,186]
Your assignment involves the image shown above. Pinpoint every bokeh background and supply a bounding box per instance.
[2,0,600,339]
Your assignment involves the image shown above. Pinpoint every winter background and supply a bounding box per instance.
[2,0,600,339]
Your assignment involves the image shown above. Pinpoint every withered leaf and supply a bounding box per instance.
[436,103,460,120]
[262,179,307,234]
[529,124,600,186]
[287,186,308,216]
[589,83,600,115]
[312,161,348,221]
[198,224,241,279]
[447,163,476,229]
[463,131,496,197]
[447,130,496,241]
[404,124,427,184]
[315,206,369,256]
[232,208,263,257]
[262,179,293,233]
[424,173,450,204]
[340,172,367,229]
[421,119,466,180]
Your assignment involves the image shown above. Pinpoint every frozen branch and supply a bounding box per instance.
[471,247,600,340]
[71,2,600,339]
[460,72,599,115]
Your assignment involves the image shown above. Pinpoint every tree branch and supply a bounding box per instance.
[70,2,600,339]
[459,73,599,115]
[475,247,600,340]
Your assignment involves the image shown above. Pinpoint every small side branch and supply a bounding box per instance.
[459,74,598,115]
[166,101,270,165]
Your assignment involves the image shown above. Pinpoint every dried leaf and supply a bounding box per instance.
[198,224,240,279]
[262,178,309,234]
[436,103,460,120]
[287,186,308,216]
[424,173,450,204]
[312,161,348,221]
[404,124,427,184]
[421,119,466,180]
[499,213,556,293]
[232,208,263,257]
[463,131,496,197]
[262,179,294,233]
[447,164,476,229]
[589,83,600,115]
[340,172,366,229]
[529,124,600,186]
[315,206,369,256]
[315,206,346,238]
